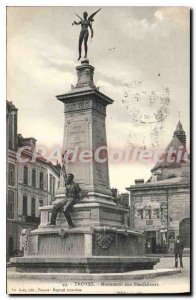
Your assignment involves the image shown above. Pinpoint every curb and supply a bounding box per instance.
[7,268,181,281]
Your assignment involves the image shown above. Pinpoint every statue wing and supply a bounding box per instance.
[88,8,101,22]
[75,13,83,20]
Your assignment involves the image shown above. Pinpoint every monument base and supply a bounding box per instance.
[10,220,159,273]
[11,256,159,273]
[39,202,129,229]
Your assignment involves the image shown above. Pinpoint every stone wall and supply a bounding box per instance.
[168,187,190,231]
[129,184,190,252]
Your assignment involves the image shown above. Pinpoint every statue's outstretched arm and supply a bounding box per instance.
[72,21,81,26]
[72,13,82,26]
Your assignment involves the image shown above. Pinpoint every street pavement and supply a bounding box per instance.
[7,256,190,294]
[152,256,190,293]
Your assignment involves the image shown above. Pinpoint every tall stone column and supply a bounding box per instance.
[55,59,114,205]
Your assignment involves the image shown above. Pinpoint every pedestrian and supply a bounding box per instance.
[174,235,184,268]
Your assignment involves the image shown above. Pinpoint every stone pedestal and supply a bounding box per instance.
[11,206,159,273]
[55,58,113,204]
[11,59,159,273]
[39,203,128,229]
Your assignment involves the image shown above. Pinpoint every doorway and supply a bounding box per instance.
[8,237,14,257]
[179,218,190,248]
[146,231,157,254]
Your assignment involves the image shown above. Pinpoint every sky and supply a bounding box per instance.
[7,6,190,192]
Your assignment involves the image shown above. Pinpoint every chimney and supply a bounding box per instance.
[111,188,118,198]
[135,179,144,185]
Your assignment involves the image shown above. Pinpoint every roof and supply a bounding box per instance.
[175,120,185,133]
[127,176,190,191]
[166,134,183,151]
[7,100,18,112]
[15,148,60,177]
[151,128,187,172]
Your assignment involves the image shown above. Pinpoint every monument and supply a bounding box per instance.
[10,11,159,273]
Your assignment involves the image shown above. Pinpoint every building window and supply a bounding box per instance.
[49,174,52,194]
[8,237,14,257]
[8,117,13,150]
[160,232,167,245]
[8,163,15,186]
[53,177,56,195]
[161,205,167,221]
[8,201,14,213]
[32,169,36,187]
[153,208,160,219]
[31,198,36,217]
[39,200,43,207]
[137,209,143,219]
[8,190,14,219]
[145,208,152,219]
[9,112,17,150]
[9,170,14,183]
[168,231,175,240]
[49,175,56,195]
[23,166,28,185]
[23,196,27,215]
[39,199,43,216]
[39,172,43,190]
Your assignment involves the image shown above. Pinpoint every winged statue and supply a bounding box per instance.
[72,8,101,60]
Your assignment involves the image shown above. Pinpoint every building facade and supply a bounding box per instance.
[6,101,60,260]
[111,188,130,208]
[127,122,190,254]
[47,163,61,205]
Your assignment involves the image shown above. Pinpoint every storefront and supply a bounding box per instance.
[145,230,168,254]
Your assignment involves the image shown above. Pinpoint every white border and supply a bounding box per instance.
[0,1,194,299]
[1,0,196,6]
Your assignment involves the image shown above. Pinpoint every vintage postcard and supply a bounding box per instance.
[6,4,190,295]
